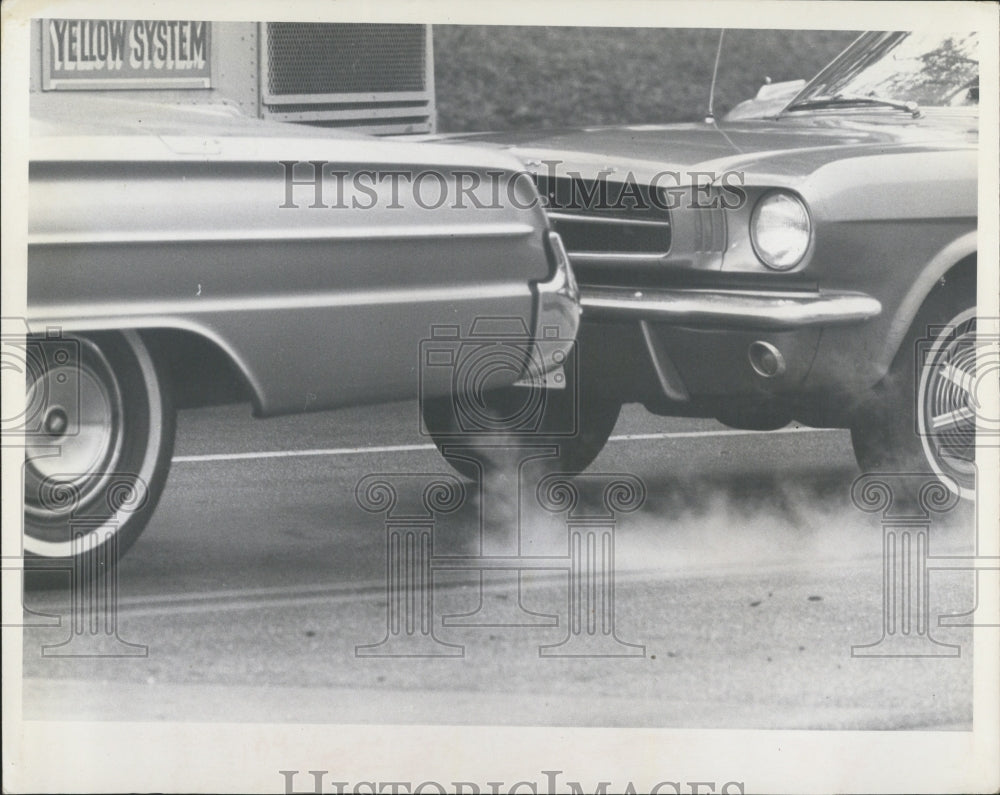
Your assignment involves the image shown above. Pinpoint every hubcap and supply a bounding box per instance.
[918,308,987,499]
[23,338,125,522]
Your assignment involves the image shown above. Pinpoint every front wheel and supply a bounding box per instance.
[851,283,977,499]
[22,330,175,579]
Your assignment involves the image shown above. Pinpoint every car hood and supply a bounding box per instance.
[28,93,531,174]
[425,111,978,181]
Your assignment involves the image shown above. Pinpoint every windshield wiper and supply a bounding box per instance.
[783,93,921,118]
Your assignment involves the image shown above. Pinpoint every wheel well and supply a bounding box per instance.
[934,254,976,299]
[881,252,977,382]
[140,329,258,411]
[886,252,976,370]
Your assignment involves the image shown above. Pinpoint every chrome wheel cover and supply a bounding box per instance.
[23,336,125,522]
[917,308,987,500]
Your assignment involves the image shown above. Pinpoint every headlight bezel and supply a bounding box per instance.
[749,190,812,271]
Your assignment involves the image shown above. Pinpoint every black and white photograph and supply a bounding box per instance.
[2,1,998,792]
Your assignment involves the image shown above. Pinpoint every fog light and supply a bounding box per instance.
[748,341,786,378]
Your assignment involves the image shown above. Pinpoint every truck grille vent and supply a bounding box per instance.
[262,23,434,134]
[265,23,426,95]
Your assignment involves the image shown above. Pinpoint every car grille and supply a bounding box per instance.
[533,175,672,258]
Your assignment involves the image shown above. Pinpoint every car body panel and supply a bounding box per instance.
[28,94,564,415]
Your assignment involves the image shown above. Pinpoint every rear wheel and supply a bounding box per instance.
[22,331,175,580]
[850,278,977,499]
[423,356,621,480]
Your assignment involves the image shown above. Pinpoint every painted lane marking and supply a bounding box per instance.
[171,426,841,463]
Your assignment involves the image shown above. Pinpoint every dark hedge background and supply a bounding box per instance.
[433,27,860,131]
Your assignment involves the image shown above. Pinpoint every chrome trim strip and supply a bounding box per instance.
[28,223,536,247]
[29,283,532,321]
[570,252,670,264]
[547,212,670,228]
[581,286,882,329]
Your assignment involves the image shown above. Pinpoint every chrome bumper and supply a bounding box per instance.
[516,231,581,388]
[580,285,881,329]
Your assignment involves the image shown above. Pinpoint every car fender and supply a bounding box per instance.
[877,229,977,371]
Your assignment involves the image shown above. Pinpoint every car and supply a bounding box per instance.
[432,30,982,498]
[19,92,579,572]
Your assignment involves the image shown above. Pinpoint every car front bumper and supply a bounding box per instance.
[579,285,881,329]
[575,284,884,404]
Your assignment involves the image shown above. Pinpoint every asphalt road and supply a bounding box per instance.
[20,399,978,729]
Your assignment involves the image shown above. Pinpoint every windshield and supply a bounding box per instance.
[787,31,979,110]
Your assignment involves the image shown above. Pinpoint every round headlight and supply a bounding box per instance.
[750,191,811,271]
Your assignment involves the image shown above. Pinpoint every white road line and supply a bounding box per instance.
[607,426,839,442]
[171,426,840,463]
[172,442,435,463]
